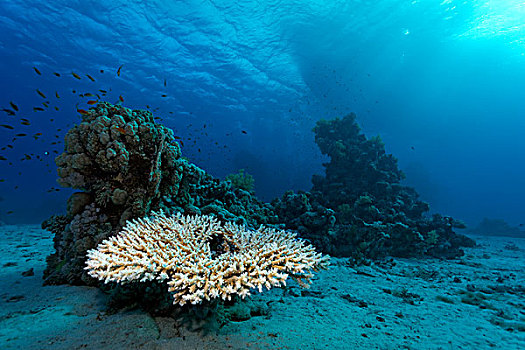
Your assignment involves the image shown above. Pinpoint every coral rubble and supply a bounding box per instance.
[86,211,329,305]
[273,113,475,259]
[42,103,277,285]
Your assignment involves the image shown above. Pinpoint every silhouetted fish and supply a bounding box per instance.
[33,67,41,75]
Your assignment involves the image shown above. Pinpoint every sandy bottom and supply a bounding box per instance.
[0,224,524,349]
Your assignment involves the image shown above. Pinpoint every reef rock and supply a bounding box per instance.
[273,113,475,259]
[43,103,277,285]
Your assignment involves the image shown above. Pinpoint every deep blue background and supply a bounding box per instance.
[0,0,524,227]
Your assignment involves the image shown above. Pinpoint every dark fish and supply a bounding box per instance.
[33,67,41,75]
[1,109,15,116]
[84,93,94,97]
[411,146,415,150]
[87,100,97,105]
[9,102,19,111]
[241,130,247,134]
[174,136,181,140]
[54,107,59,111]
[7,144,13,148]
[6,210,14,214]
[36,89,47,98]
[117,65,123,76]
[164,79,166,87]
[0,124,14,129]
[72,90,76,94]
[23,154,31,160]
[72,72,82,80]
[33,107,44,112]
[15,133,27,137]
[100,69,104,73]
[86,74,95,82]
[0,156,6,161]
[54,72,61,77]
[77,109,89,115]
[99,89,107,93]
[119,95,124,102]
[21,121,30,126]
[55,91,60,98]
[161,94,167,97]
[42,102,49,108]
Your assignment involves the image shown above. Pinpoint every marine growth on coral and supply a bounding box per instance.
[85,211,329,305]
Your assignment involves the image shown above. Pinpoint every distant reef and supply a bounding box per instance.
[272,113,475,260]
[43,106,474,288]
[468,218,525,238]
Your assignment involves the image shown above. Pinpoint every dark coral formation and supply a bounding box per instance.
[42,102,277,285]
[468,218,525,238]
[273,113,474,259]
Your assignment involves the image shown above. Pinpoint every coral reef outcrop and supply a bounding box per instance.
[86,212,329,305]
[43,103,277,285]
[273,113,475,259]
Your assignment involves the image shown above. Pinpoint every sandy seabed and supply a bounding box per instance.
[0,224,523,350]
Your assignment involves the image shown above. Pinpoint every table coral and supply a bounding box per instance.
[85,211,329,305]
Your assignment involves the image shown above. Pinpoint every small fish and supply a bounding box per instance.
[72,72,82,80]
[1,109,15,116]
[164,79,167,87]
[7,145,13,149]
[87,100,98,105]
[15,133,27,137]
[86,74,95,82]
[174,136,181,140]
[55,91,60,98]
[36,89,47,98]
[411,146,415,150]
[33,107,44,112]
[42,102,49,108]
[9,102,19,111]
[33,67,41,75]
[161,94,167,97]
[84,93,94,97]
[0,124,14,130]
[119,95,124,102]
[54,72,61,77]
[6,210,14,214]
[99,89,107,93]
[0,156,6,161]
[0,179,4,182]
[241,130,247,134]
[21,121,30,126]
[77,108,89,115]
[117,65,123,76]
[114,127,126,134]
[54,107,59,111]
[72,89,76,94]
[100,69,104,73]
[23,154,31,160]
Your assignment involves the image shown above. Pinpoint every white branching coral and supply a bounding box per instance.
[85,212,329,305]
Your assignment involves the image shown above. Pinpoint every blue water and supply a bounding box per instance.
[0,0,524,227]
